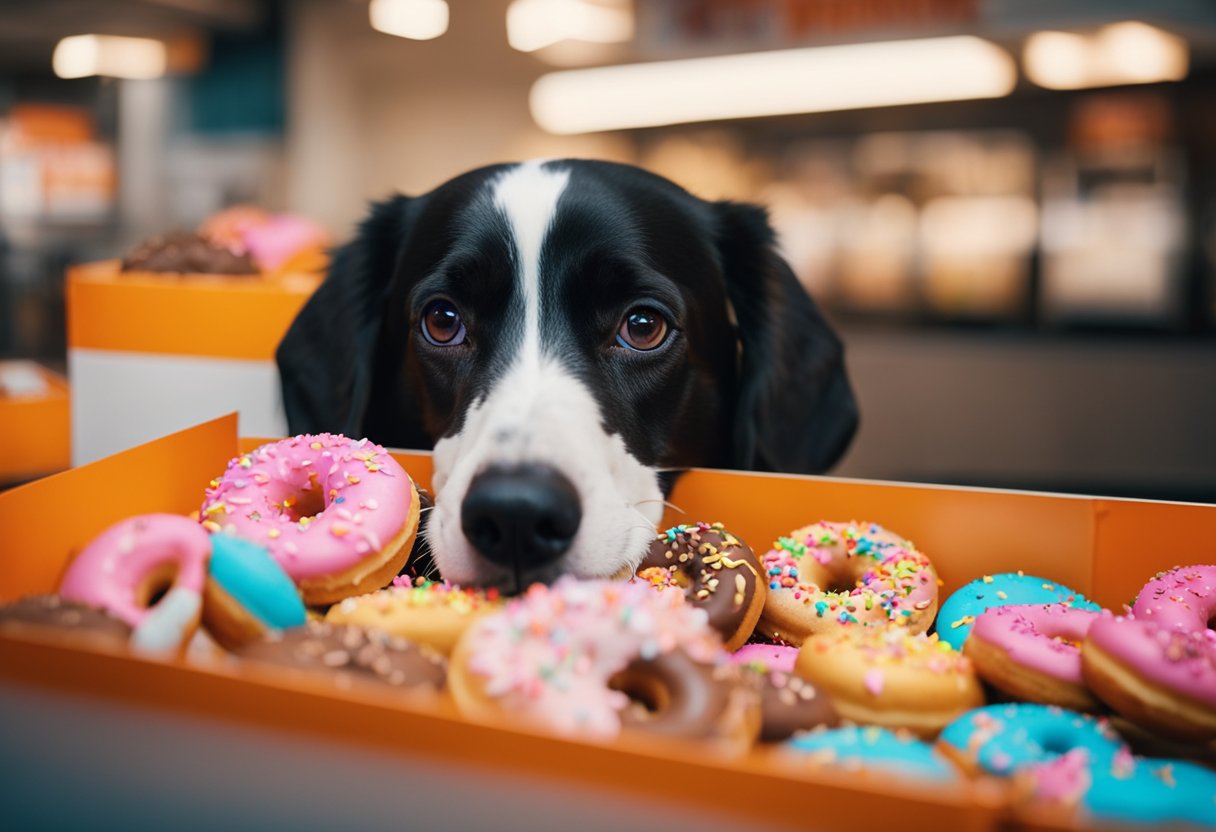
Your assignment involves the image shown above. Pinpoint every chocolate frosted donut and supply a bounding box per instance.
[0,594,132,651]
[235,620,446,693]
[732,643,840,742]
[121,231,257,275]
[638,522,766,650]
[613,648,756,741]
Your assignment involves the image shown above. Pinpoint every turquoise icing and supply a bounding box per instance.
[939,704,1126,777]
[1084,757,1216,827]
[935,572,1100,649]
[209,533,307,630]
[785,726,958,782]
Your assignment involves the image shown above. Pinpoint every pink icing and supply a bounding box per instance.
[731,643,798,672]
[59,514,209,649]
[200,434,413,581]
[1087,612,1216,708]
[242,215,328,272]
[1132,565,1216,632]
[463,577,726,738]
[1024,748,1093,804]
[972,603,1099,684]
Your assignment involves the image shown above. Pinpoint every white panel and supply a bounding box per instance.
[70,349,287,465]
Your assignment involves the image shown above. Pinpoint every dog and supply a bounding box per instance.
[277,159,857,593]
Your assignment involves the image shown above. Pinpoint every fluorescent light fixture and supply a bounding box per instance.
[369,0,449,41]
[530,35,1016,134]
[1024,21,1187,90]
[52,35,167,80]
[507,0,633,53]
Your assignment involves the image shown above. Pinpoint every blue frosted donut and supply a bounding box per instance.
[936,572,1100,650]
[784,726,958,782]
[203,533,307,647]
[1083,756,1216,827]
[938,703,1125,777]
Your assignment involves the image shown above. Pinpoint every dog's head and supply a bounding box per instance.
[278,160,857,591]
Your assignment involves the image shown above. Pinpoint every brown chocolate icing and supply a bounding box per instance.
[121,231,258,275]
[0,594,132,650]
[639,522,762,642]
[235,620,446,692]
[613,648,750,740]
[743,665,840,742]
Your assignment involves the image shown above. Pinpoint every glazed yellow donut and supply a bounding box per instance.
[796,628,983,738]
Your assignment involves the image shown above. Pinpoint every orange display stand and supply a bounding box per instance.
[0,362,70,484]
[1,414,1213,831]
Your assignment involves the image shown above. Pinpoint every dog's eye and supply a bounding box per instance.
[616,308,669,351]
[421,299,466,346]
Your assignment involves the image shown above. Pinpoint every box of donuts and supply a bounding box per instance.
[67,211,327,467]
[1,414,1213,832]
[0,359,70,484]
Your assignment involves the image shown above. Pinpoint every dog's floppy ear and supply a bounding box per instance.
[277,195,412,437]
[713,200,858,473]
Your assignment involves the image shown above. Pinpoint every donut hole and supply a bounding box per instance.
[609,668,671,717]
[1038,731,1076,756]
[281,487,326,522]
[138,563,179,609]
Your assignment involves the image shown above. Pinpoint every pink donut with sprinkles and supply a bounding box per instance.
[965,603,1102,712]
[200,434,420,605]
[1131,564,1216,633]
[60,514,209,657]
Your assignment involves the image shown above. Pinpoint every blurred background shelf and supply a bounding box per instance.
[2,0,1216,500]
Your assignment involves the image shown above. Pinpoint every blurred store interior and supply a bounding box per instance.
[1,0,1215,500]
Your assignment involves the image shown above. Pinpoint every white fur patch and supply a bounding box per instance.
[427,161,663,587]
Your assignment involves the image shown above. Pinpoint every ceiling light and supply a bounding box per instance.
[369,0,449,41]
[507,0,633,53]
[530,35,1016,134]
[53,35,167,80]
[1024,21,1187,90]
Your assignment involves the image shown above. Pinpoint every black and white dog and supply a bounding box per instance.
[278,159,857,592]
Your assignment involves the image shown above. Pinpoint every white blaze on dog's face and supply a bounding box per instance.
[426,161,664,589]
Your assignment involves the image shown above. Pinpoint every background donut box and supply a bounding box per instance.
[1,413,1213,832]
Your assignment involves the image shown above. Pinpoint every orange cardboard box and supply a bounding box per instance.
[0,361,70,483]
[1,415,1213,831]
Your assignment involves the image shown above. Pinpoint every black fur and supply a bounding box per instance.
[278,160,857,475]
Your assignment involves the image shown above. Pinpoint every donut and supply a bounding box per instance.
[1021,749,1216,829]
[636,521,765,650]
[0,595,132,652]
[59,514,210,657]
[1131,564,1216,632]
[325,577,502,655]
[796,628,982,738]
[201,533,308,650]
[759,521,937,646]
[1082,611,1216,740]
[965,603,1102,711]
[449,578,760,753]
[936,572,1099,651]
[235,620,446,694]
[731,643,839,741]
[200,434,420,605]
[937,703,1126,778]
[781,726,960,783]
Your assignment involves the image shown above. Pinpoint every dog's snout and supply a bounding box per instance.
[461,464,581,571]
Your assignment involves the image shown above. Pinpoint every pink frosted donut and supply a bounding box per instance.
[731,643,798,673]
[1083,611,1216,741]
[966,603,1102,711]
[1131,564,1216,633]
[201,434,420,605]
[60,514,209,657]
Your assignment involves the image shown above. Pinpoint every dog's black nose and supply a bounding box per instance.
[461,464,581,570]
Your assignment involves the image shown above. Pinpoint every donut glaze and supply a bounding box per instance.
[1131,564,1216,632]
[637,522,765,650]
[326,578,502,655]
[201,434,419,604]
[966,603,1101,711]
[938,703,1126,778]
[937,573,1100,651]
[60,514,209,657]
[760,521,938,645]
[202,532,307,649]
[733,645,838,742]
[784,726,959,782]
[731,643,798,673]
[1082,612,1216,739]
[449,578,759,749]
[1080,755,1216,827]
[0,595,132,652]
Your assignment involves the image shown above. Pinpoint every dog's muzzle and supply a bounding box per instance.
[460,463,582,573]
